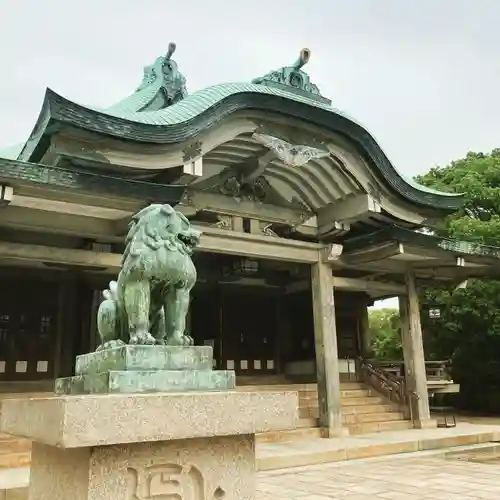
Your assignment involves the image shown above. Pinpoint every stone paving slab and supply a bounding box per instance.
[257,451,500,499]
[2,445,500,499]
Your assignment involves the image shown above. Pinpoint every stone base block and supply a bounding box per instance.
[29,435,254,500]
[320,426,350,438]
[75,345,213,375]
[55,369,235,395]
[413,418,438,430]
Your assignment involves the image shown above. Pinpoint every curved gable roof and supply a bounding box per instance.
[13,47,463,212]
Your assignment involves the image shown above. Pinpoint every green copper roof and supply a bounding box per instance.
[9,45,463,211]
[344,227,500,261]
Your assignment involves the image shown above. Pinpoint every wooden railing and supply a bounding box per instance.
[356,357,410,410]
[370,360,453,382]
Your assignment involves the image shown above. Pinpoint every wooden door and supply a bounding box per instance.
[0,278,58,381]
[220,288,277,375]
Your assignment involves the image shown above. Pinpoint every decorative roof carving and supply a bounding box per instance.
[136,42,188,107]
[218,174,270,202]
[252,48,330,104]
[253,132,330,167]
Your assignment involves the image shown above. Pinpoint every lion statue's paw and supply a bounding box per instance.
[96,339,126,351]
[129,331,157,345]
[165,333,194,346]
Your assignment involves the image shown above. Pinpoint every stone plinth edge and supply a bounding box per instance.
[55,369,235,395]
[75,345,213,375]
[0,391,298,449]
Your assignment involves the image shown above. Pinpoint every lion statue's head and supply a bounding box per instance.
[122,204,201,267]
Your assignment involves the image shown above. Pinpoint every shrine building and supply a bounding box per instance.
[1,44,500,438]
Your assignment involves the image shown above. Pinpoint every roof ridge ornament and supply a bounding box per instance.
[251,48,331,105]
[136,42,188,108]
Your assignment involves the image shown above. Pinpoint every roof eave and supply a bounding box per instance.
[18,87,464,212]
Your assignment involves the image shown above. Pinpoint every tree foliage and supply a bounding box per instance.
[368,150,500,411]
[416,150,500,412]
[415,149,500,245]
[368,308,402,359]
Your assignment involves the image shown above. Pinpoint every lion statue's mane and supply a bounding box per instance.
[96,204,201,350]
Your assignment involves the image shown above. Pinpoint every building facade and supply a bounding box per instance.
[1,45,500,436]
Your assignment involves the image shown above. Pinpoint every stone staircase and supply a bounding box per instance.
[237,379,412,443]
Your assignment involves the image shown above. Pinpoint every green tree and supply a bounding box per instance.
[368,308,402,359]
[417,149,500,412]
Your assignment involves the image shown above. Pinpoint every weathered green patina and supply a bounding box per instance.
[12,45,463,211]
[75,345,213,375]
[109,41,188,114]
[55,345,235,395]
[252,47,329,105]
[97,203,201,350]
[55,370,235,395]
[0,158,186,203]
[343,226,500,259]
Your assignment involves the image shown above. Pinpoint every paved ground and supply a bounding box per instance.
[258,451,500,499]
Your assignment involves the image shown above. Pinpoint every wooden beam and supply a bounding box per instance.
[0,227,322,269]
[317,194,381,227]
[0,241,121,270]
[13,184,146,213]
[0,206,120,241]
[185,189,312,225]
[331,276,405,295]
[0,159,185,212]
[198,226,321,263]
[318,220,350,239]
[341,242,404,264]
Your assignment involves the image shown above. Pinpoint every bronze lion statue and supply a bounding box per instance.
[96,204,201,350]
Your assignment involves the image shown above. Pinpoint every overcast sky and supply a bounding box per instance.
[3,1,497,309]
[1,0,500,176]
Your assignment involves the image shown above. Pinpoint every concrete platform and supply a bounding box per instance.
[256,422,500,470]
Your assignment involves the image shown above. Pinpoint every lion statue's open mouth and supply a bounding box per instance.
[177,228,201,254]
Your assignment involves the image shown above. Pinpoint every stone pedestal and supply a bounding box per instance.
[55,345,235,395]
[1,346,297,499]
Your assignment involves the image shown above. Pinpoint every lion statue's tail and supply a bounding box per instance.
[96,280,123,349]
[102,280,119,302]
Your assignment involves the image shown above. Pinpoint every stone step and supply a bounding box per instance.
[348,420,414,435]
[258,418,412,444]
[341,396,386,406]
[0,438,31,454]
[342,404,401,415]
[256,427,321,444]
[256,431,499,471]
[237,382,365,392]
[340,389,372,398]
[300,406,406,423]
[296,418,318,428]
[0,451,31,469]
[344,412,407,425]
[300,397,401,411]
[0,487,27,500]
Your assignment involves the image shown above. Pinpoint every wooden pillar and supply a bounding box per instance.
[399,271,435,428]
[311,260,348,437]
[359,305,371,357]
[55,275,78,378]
[274,293,285,375]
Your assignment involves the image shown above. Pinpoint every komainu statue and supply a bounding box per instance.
[96,204,201,350]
